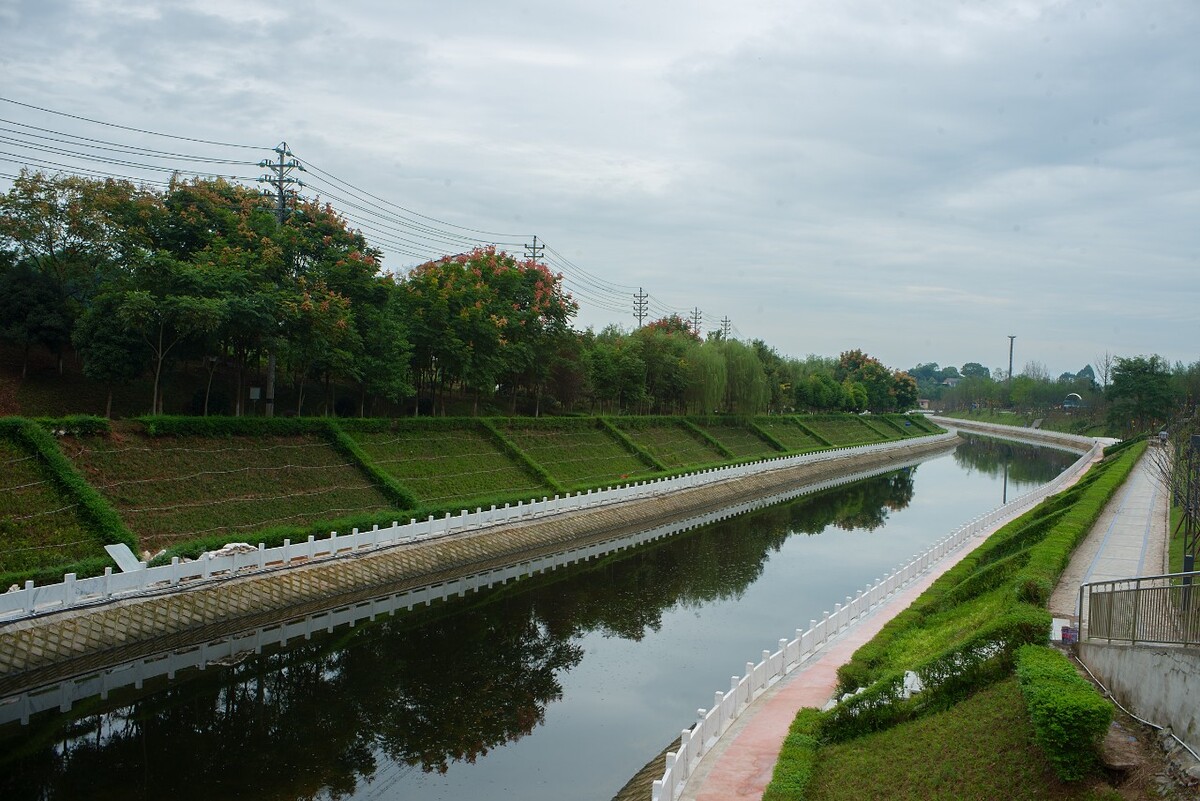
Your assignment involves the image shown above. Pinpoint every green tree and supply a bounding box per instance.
[72,292,149,417]
[960,362,991,380]
[0,260,72,377]
[110,253,227,414]
[1107,355,1173,434]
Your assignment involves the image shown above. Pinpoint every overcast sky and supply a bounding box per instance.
[1,0,1197,377]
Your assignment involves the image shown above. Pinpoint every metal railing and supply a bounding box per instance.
[1080,572,1200,646]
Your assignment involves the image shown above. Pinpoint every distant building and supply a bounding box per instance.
[1063,392,1083,409]
[941,377,962,388]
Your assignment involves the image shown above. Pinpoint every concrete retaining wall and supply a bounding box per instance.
[1079,641,1200,754]
[929,416,1096,453]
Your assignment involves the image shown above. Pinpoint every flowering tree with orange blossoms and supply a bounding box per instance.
[401,247,576,414]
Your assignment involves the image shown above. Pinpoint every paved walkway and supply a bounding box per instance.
[679,442,1169,801]
[1048,446,1170,621]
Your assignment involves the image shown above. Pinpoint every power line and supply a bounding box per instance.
[0,100,710,330]
[0,120,258,165]
[0,95,268,150]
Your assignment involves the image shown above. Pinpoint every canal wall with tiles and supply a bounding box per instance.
[0,435,957,696]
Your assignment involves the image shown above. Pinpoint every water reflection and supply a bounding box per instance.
[0,467,919,800]
[952,433,1078,487]
[0,437,1068,801]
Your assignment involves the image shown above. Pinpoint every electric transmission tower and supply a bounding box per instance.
[257,142,305,417]
[524,235,544,262]
[721,316,732,339]
[633,288,649,327]
[691,307,703,337]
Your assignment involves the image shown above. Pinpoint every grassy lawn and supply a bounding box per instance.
[755,419,826,451]
[615,422,725,468]
[804,678,1116,801]
[692,422,780,459]
[803,416,886,446]
[871,587,1012,674]
[346,426,549,507]
[61,432,395,550]
[500,422,651,488]
[0,436,106,575]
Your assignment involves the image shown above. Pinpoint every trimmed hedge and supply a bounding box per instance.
[135,414,334,437]
[326,423,418,510]
[1013,442,1144,605]
[1015,645,1113,781]
[13,420,135,551]
[478,419,565,494]
[0,418,136,586]
[681,418,734,458]
[598,417,667,471]
[821,603,1050,742]
[762,708,823,801]
[33,415,111,436]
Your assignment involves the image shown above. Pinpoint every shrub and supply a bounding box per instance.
[1014,443,1142,605]
[33,415,111,436]
[762,708,823,801]
[822,604,1050,742]
[1015,645,1112,781]
[13,419,135,553]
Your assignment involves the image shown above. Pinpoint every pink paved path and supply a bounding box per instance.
[680,445,1102,801]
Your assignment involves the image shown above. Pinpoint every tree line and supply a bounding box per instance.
[910,355,1200,436]
[0,171,920,418]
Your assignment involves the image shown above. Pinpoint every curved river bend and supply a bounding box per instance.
[0,435,1075,801]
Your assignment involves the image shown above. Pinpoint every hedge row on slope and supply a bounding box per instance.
[762,439,1144,799]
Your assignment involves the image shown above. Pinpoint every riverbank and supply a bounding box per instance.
[0,435,956,696]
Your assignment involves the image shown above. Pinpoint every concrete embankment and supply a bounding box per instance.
[929,416,1096,452]
[0,436,956,695]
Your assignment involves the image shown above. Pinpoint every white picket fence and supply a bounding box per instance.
[1,434,958,622]
[651,439,1103,801]
[1,444,948,725]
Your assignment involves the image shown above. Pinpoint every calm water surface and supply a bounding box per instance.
[0,436,1076,801]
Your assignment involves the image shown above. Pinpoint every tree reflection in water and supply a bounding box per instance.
[0,467,922,801]
[952,433,1077,487]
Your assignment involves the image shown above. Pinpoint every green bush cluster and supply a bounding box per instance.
[1015,645,1113,781]
[835,506,1067,693]
[33,415,111,436]
[821,604,1050,742]
[763,708,823,801]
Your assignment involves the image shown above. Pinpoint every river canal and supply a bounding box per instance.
[0,434,1078,801]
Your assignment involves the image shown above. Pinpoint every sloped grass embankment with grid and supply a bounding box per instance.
[62,432,394,551]
[0,413,944,587]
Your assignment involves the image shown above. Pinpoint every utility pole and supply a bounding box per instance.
[633,288,649,327]
[690,307,702,337]
[257,142,305,418]
[524,235,544,263]
[721,316,732,340]
[1007,334,1016,385]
